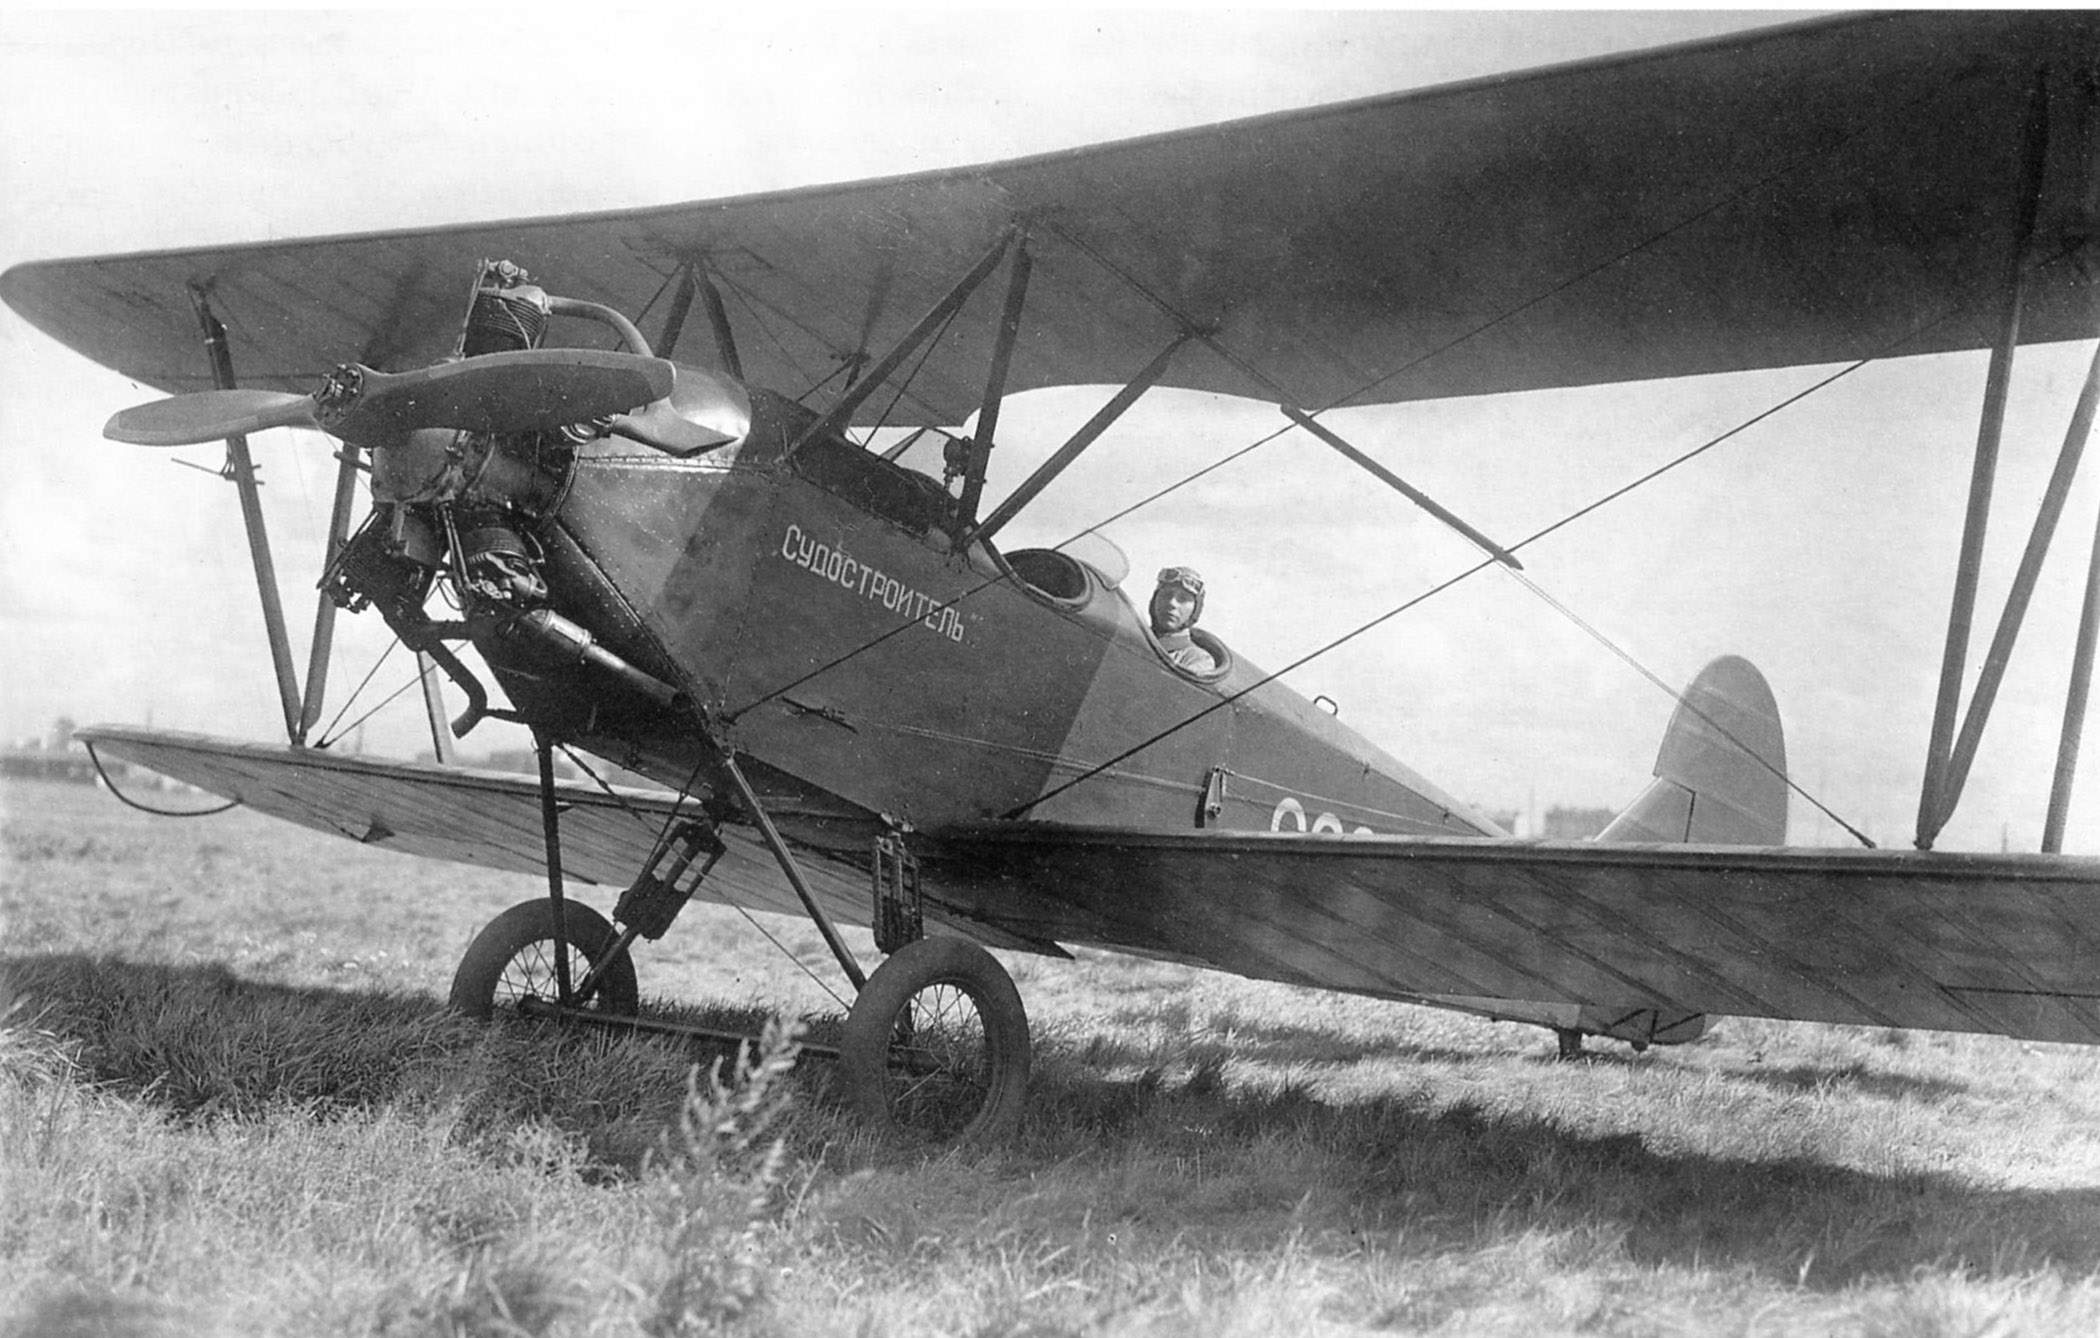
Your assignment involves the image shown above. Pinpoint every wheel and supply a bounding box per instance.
[449,898,639,1020]
[839,936,1030,1146]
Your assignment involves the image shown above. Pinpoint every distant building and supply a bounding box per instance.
[1542,804,1616,839]
[476,748,583,779]
[0,747,98,784]
[0,717,97,783]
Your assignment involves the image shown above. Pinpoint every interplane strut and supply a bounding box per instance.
[1917,67,2098,849]
[190,285,305,745]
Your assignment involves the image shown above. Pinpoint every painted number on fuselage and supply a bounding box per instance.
[780,524,965,643]
[1270,796,1373,836]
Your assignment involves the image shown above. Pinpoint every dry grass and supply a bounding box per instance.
[4,776,2100,1335]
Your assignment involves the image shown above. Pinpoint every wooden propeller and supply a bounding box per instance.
[105,348,677,447]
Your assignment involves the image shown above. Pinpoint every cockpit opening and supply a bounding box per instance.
[1006,548,1089,601]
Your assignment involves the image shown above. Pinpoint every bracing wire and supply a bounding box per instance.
[861,299,966,447]
[712,269,828,394]
[527,85,2030,981]
[1005,337,1950,830]
[734,216,2048,728]
[317,659,439,752]
[1026,63,1973,524]
[794,353,859,404]
[1496,564,1879,847]
[735,75,2058,835]
[558,741,707,872]
[314,636,400,748]
[1323,76,1956,414]
[555,742,853,1010]
[711,264,974,428]
[729,68,1967,722]
[627,265,680,335]
[723,902,855,1011]
[712,267,879,409]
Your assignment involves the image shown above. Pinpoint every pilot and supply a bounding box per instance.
[1149,566,1217,674]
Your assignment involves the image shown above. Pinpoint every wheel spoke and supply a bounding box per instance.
[838,937,1028,1146]
[883,980,993,1139]
[493,938,606,1011]
[451,899,639,1022]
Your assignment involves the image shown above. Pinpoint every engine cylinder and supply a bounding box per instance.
[462,287,550,356]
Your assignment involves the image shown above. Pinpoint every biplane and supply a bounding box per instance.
[6,10,2100,1144]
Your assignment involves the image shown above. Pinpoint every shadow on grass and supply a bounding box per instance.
[8,951,2098,1290]
[0,951,830,1173]
[1018,1050,2100,1289]
[1718,1060,1976,1104]
[1079,1011,1512,1068]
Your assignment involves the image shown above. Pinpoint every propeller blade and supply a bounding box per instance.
[104,389,318,446]
[322,348,677,443]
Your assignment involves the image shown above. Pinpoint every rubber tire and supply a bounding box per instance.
[448,898,639,1020]
[839,935,1031,1146]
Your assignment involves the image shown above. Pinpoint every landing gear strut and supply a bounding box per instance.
[445,727,1033,1145]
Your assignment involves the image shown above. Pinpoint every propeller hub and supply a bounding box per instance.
[311,362,367,428]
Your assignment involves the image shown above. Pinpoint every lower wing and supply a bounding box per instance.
[75,725,1061,954]
[81,726,2100,1044]
[921,823,2100,1046]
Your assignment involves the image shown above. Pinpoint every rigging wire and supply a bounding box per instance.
[861,299,966,448]
[314,636,400,748]
[1496,564,1878,847]
[732,81,2048,831]
[794,352,859,404]
[368,79,2026,990]
[627,264,680,335]
[1005,344,1937,832]
[1027,65,1972,527]
[1326,81,1955,414]
[555,742,853,1011]
[558,742,707,872]
[317,658,438,752]
[730,77,1960,719]
[711,269,829,396]
[710,265,968,427]
[723,901,855,1011]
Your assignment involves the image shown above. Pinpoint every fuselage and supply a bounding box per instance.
[498,363,1501,847]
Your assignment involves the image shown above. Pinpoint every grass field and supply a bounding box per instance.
[4,775,2100,1336]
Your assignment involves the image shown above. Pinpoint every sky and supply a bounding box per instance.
[0,8,2094,855]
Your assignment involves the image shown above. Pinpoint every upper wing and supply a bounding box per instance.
[922,822,2100,1046]
[5,12,2094,421]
